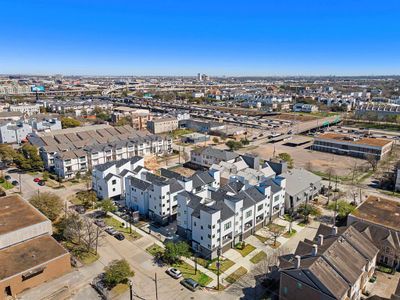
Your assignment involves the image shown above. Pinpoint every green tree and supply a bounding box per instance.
[212,137,219,144]
[0,144,17,163]
[29,192,63,221]
[278,153,294,169]
[163,241,191,264]
[225,140,242,151]
[297,203,321,223]
[97,198,117,214]
[76,190,98,209]
[104,259,134,288]
[327,200,356,220]
[14,144,43,170]
[61,117,81,129]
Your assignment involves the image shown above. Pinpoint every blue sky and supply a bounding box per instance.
[1,0,399,76]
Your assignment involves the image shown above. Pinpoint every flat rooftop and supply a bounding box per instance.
[0,195,48,236]
[0,235,69,280]
[352,195,400,231]
[316,132,392,147]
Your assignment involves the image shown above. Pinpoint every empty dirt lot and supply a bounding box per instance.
[240,137,368,177]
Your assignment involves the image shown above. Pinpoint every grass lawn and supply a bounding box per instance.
[64,242,99,265]
[250,251,267,264]
[79,251,100,265]
[225,267,248,284]
[197,257,235,275]
[172,261,212,286]
[235,243,256,257]
[104,217,142,240]
[377,265,394,274]
[171,128,193,138]
[0,180,14,190]
[146,243,164,256]
[283,229,297,238]
[297,221,307,227]
[254,234,268,244]
[208,258,235,275]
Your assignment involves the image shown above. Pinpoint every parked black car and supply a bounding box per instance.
[180,278,199,291]
[114,233,125,241]
[11,180,19,186]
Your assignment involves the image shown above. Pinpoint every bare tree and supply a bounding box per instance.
[80,217,100,253]
[269,224,285,247]
[326,167,336,205]
[63,213,85,245]
[227,247,288,299]
[365,154,379,171]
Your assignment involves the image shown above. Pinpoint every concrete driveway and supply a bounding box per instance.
[4,168,85,200]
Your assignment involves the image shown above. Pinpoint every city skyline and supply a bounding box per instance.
[1,0,400,76]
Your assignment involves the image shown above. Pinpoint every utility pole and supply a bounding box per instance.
[154,273,158,300]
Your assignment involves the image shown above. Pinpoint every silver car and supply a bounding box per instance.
[166,267,182,279]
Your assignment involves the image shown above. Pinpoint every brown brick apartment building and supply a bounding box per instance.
[0,195,71,300]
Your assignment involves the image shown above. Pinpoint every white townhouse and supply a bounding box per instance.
[92,156,144,200]
[0,121,32,144]
[125,168,221,225]
[46,135,172,179]
[176,175,286,259]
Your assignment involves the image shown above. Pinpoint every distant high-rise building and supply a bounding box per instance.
[197,73,202,81]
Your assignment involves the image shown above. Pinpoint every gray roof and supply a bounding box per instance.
[128,176,151,191]
[281,169,321,196]
[168,178,184,194]
[94,156,142,172]
[261,178,283,194]
[190,171,214,189]
[105,173,120,182]
[220,181,244,194]
[193,146,239,161]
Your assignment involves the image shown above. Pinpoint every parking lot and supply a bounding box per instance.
[240,135,368,176]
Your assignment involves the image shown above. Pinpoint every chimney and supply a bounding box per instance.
[312,244,318,256]
[332,226,338,235]
[317,234,324,246]
[295,255,301,269]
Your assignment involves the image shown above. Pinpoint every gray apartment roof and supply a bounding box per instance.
[191,198,235,222]
[160,168,187,182]
[281,169,321,196]
[128,176,151,191]
[193,146,239,161]
[220,181,244,194]
[145,172,168,186]
[239,187,266,203]
[168,178,184,194]
[190,171,214,189]
[261,178,283,194]
[94,156,142,172]
[105,173,120,182]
